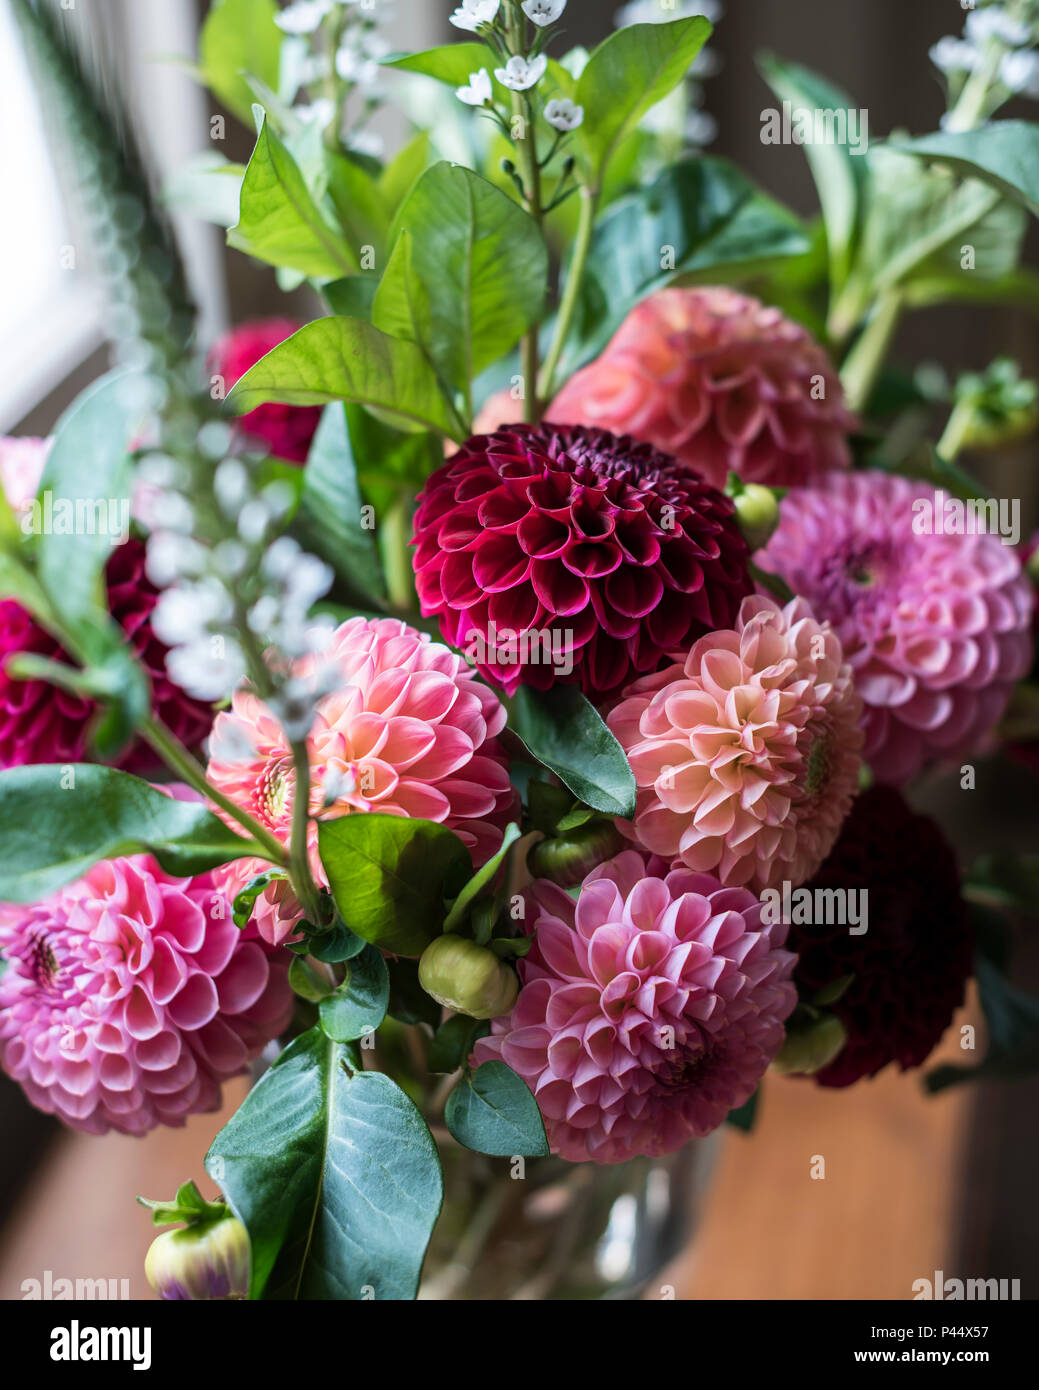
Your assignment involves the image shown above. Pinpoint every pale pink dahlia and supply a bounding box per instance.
[474,850,797,1162]
[0,850,292,1135]
[207,617,518,944]
[607,594,863,891]
[547,287,855,491]
[760,471,1034,785]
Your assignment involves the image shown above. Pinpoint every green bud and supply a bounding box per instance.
[145,1214,250,1301]
[772,1011,847,1076]
[527,819,624,887]
[732,483,781,552]
[418,935,519,1020]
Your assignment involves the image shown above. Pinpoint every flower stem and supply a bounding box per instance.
[538,184,598,405]
[506,2,543,423]
[840,290,903,415]
[380,492,417,613]
[936,397,979,463]
[141,717,288,867]
[289,739,325,926]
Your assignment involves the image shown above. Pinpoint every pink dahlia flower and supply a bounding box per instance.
[474,849,797,1162]
[547,287,855,491]
[207,616,518,944]
[209,318,321,464]
[760,471,1034,785]
[412,423,752,697]
[0,538,214,770]
[0,849,292,1135]
[607,594,863,891]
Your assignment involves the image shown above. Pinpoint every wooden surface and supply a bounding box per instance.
[1,1010,978,1302]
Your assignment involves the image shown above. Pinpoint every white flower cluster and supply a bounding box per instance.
[143,428,335,721]
[452,1,582,131]
[931,3,1039,99]
[449,1,567,31]
[278,0,391,140]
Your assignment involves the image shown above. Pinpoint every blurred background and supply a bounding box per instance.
[1,0,1037,1300]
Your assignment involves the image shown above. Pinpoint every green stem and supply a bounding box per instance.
[840,290,903,414]
[141,717,288,867]
[538,184,598,404]
[380,492,417,613]
[289,739,325,925]
[506,3,543,422]
[936,397,979,462]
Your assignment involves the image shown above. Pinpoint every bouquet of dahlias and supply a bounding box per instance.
[3,0,1039,1303]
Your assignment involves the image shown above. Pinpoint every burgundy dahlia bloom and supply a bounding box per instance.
[547,287,856,491]
[209,318,321,463]
[474,849,796,1162]
[787,785,972,1087]
[0,539,214,769]
[761,471,1034,785]
[0,848,293,1134]
[412,423,753,697]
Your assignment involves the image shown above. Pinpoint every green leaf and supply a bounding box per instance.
[321,276,378,319]
[164,151,246,229]
[758,53,869,291]
[566,157,809,372]
[926,955,1039,1092]
[967,854,1039,916]
[199,0,283,126]
[137,1180,228,1229]
[895,121,1039,219]
[726,1090,760,1132]
[36,369,141,630]
[428,1014,489,1074]
[443,822,521,933]
[378,130,431,212]
[208,1028,443,1299]
[228,316,462,438]
[902,266,1039,312]
[576,18,712,188]
[0,765,261,902]
[377,163,548,399]
[229,113,356,278]
[318,814,472,956]
[296,403,387,607]
[233,871,288,931]
[319,944,390,1042]
[383,44,498,91]
[508,686,636,818]
[385,956,442,1029]
[324,150,389,256]
[309,917,367,963]
[289,955,332,1002]
[445,1060,549,1158]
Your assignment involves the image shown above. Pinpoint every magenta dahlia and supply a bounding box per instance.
[760,471,1034,785]
[788,785,972,1087]
[209,318,321,463]
[412,423,753,697]
[0,845,293,1135]
[607,593,863,891]
[207,616,518,944]
[546,287,855,491]
[473,849,796,1162]
[0,538,214,770]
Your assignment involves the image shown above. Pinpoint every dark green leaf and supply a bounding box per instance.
[321,275,378,319]
[0,765,262,902]
[385,956,441,1029]
[443,822,521,933]
[208,1028,443,1299]
[445,1060,549,1158]
[319,945,390,1042]
[926,955,1039,1091]
[726,1089,760,1132]
[428,1015,489,1074]
[318,814,472,956]
[308,917,367,963]
[508,686,636,818]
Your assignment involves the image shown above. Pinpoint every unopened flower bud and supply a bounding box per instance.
[732,483,781,552]
[145,1214,250,1301]
[418,935,519,1020]
[527,819,624,887]
[771,1012,847,1076]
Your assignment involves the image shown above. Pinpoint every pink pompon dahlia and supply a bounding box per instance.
[0,847,293,1135]
[546,287,855,491]
[209,318,321,463]
[760,471,1034,785]
[412,423,753,698]
[207,616,518,944]
[0,538,215,770]
[607,593,863,891]
[474,849,797,1162]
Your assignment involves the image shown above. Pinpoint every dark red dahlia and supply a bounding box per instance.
[0,539,213,770]
[411,424,753,697]
[788,786,973,1088]
[209,318,321,464]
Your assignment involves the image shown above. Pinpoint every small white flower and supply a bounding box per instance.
[347,129,385,158]
[966,7,1032,49]
[275,0,333,36]
[213,458,249,515]
[206,719,258,766]
[495,54,548,92]
[523,0,566,26]
[297,99,336,128]
[449,0,500,32]
[930,36,982,75]
[456,68,494,107]
[685,107,718,145]
[167,638,246,703]
[544,97,584,131]
[335,45,379,86]
[1001,48,1039,96]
